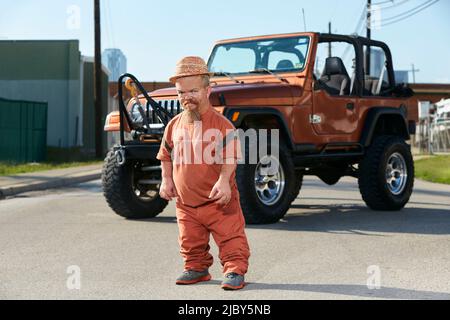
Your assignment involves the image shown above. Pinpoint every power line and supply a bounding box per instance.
[381,0,439,26]
[351,2,368,35]
[372,0,394,5]
[101,0,111,48]
[106,0,116,48]
[381,0,437,23]
[340,2,366,62]
[381,0,433,21]
[103,0,115,48]
[372,0,410,9]
[376,0,411,10]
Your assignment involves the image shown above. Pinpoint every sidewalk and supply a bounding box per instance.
[0,164,103,199]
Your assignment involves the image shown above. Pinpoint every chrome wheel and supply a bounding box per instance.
[385,152,407,195]
[254,155,285,205]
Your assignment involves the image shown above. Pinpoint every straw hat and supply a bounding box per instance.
[169,56,212,83]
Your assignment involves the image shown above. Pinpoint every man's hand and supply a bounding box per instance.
[159,177,178,201]
[208,177,232,206]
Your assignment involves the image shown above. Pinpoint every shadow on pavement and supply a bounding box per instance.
[131,182,450,236]
[246,204,450,235]
[412,187,450,198]
[143,203,450,236]
[242,282,450,299]
[298,196,450,207]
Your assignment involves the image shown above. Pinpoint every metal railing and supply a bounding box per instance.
[414,118,450,154]
[430,119,450,153]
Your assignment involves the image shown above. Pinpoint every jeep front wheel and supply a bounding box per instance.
[102,150,168,219]
[358,135,414,210]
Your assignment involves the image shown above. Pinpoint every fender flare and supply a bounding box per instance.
[222,107,295,150]
[360,107,409,147]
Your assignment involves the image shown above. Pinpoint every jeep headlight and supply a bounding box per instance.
[130,103,144,126]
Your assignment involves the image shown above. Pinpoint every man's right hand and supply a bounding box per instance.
[159,178,178,201]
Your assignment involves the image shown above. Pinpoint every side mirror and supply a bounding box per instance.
[393,83,414,98]
[401,86,414,98]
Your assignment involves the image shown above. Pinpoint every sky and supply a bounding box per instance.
[0,0,449,83]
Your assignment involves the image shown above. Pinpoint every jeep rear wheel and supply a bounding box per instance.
[358,135,414,210]
[102,150,168,219]
[236,142,302,224]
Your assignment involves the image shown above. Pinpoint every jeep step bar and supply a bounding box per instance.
[293,142,364,167]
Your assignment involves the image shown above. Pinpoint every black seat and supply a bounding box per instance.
[319,57,350,95]
[276,60,294,70]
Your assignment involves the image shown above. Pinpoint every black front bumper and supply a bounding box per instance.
[113,143,161,161]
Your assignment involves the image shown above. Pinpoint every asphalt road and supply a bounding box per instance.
[1,176,449,300]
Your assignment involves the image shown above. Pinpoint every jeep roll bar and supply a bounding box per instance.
[117,73,174,145]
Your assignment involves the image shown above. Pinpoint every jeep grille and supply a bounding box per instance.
[152,99,183,124]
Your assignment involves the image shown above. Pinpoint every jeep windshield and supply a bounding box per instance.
[208,36,310,76]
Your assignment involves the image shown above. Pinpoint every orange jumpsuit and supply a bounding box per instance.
[156,107,250,276]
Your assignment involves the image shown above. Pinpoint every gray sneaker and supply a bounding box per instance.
[176,269,211,285]
[221,272,245,290]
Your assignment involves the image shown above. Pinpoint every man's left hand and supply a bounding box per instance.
[208,178,231,206]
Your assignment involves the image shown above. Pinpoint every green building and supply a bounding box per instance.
[0,40,109,161]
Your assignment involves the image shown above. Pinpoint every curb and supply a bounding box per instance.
[0,170,101,199]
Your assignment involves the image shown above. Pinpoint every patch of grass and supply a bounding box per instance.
[0,145,107,176]
[0,160,103,176]
[415,155,450,185]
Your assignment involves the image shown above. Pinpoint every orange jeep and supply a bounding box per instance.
[102,32,417,224]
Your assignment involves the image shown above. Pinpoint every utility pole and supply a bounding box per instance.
[328,21,332,58]
[411,63,420,84]
[94,0,103,158]
[366,0,372,75]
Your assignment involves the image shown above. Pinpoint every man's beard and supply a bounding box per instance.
[182,109,201,124]
[181,100,201,124]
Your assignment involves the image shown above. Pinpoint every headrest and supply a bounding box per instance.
[276,60,294,70]
[322,57,348,76]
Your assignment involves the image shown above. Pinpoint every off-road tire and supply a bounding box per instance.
[358,135,414,210]
[102,150,168,219]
